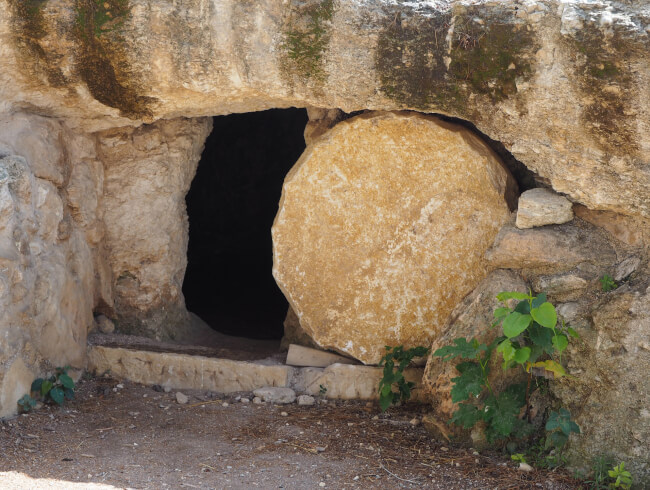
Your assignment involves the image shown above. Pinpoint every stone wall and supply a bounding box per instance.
[0,114,95,417]
[0,114,210,417]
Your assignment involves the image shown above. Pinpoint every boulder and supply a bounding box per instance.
[422,270,529,429]
[273,112,514,364]
[515,188,573,229]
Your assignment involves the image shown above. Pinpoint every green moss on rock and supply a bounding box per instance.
[376,5,537,113]
[281,0,335,84]
[7,0,67,87]
[73,0,154,119]
[564,21,643,155]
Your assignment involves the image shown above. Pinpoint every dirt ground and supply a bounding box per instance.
[0,375,582,489]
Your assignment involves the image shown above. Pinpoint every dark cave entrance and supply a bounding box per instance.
[183,108,309,340]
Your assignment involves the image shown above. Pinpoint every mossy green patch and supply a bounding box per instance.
[73,0,154,119]
[282,0,335,84]
[7,0,67,87]
[376,12,458,111]
[564,21,643,155]
[448,7,535,102]
[376,6,536,112]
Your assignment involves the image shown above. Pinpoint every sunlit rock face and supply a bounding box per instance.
[1,0,648,217]
[272,112,514,364]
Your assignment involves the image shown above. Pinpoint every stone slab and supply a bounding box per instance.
[87,345,425,402]
[87,346,291,393]
[286,344,358,368]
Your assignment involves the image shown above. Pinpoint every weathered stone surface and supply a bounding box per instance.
[0,134,95,417]
[295,364,426,402]
[516,188,573,229]
[88,346,292,393]
[273,112,513,364]
[423,270,529,427]
[552,282,650,484]
[531,274,589,303]
[486,220,617,274]
[574,205,649,247]
[0,358,34,418]
[98,117,212,339]
[1,1,648,220]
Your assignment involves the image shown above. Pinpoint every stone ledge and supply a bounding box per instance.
[87,345,425,401]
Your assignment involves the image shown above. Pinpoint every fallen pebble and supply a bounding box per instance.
[371,415,379,420]
[409,418,420,426]
[253,387,296,404]
[440,447,449,452]
[164,386,172,393]
[297,395,315,406]
[240,398,250,404]
[319,483,326,487]
[316,447,326,453]
[175,392,189,405]
[519,463,534,472]
[253,397,262,404]
[280,411,288,417]
[222,402,229,407]
[116,384,124,389]
[235,396,241,402]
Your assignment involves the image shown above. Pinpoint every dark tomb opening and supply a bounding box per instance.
[183,109,309,339]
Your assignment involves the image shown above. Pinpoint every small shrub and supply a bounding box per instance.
[30,366,76,406]
[607,462,633,489]
[17,394,37,413]
[319,384,327,396]
[433,291,580,445]
[599,274,617,292]
[378,345,429,412]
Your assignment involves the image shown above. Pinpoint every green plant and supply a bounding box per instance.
[545,408,580,449]
[600,274,618,292]
[433,291,579,444]
[511,453,527,464]
[17,394,37,413]
[608,462,632,489]
[319,384,327,396]
[378,345,429,412]
[30,366,76,406]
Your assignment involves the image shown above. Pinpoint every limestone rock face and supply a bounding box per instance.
[0,120,96,417]
[98,117,212,339]
[516,188,573,229]
[1,0,648,220]
[272,112,514,364]
[553,278,650,484]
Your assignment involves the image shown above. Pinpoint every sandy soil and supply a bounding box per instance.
[0,375,581,489]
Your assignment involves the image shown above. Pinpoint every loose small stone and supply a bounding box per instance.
[175,392,189,404]
[222,402,229,407]
[519,463,534,472]
[297,395,315,406]
[253,397,262,404]
[240,398,250,404]
[409,418,420,426]
[280,411,288,417]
